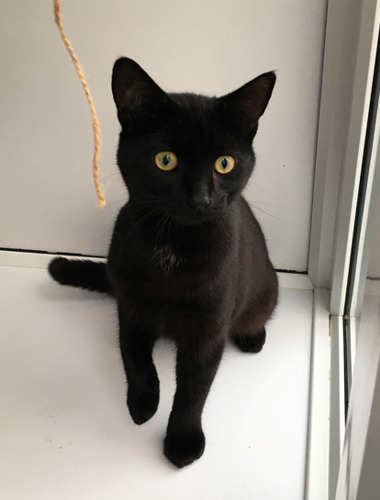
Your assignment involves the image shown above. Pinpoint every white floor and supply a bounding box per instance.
[0,265,313,500]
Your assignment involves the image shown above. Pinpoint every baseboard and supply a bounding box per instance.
[0,249,313,290]
[0,250,106,269]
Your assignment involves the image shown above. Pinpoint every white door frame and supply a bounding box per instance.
[308,0,380,300]
[307,0,380,498]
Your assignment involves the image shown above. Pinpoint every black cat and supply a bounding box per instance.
[49,57,278,468]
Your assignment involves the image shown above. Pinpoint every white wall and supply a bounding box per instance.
[0,0,327,271]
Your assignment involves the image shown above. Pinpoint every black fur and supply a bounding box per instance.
[49,58,278,468]
[49,258,112,294]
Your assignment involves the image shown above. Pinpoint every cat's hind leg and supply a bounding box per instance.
[231,296,275,354]
[233,328,266,353]
[231,282,277,353]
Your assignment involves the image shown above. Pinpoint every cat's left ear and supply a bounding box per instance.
[221,71,276,137]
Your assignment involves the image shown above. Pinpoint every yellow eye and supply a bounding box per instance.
[214,155,236,174]
[155,151,178,171]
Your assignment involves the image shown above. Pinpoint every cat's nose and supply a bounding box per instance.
[187,193,212,212]
[184,180,213,212]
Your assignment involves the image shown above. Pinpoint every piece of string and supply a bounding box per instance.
[54,0,106,207]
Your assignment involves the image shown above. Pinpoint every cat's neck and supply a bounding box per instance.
[128,199,235,253]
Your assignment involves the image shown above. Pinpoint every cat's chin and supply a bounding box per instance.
[168,210,224,226]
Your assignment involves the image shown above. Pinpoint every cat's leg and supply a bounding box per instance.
[231,288,277,353]
[233,328,266,353]
[118,303,159,425]
[164,335,225,468]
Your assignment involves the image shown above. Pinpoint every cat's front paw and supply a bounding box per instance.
[127,384,159,425]
[233,328,266,353]
[164,430,205,468]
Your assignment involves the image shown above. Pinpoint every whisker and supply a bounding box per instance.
[103,197,128,209]
[247,202,279,221]
[155,212,169,248]
[103,171,122,181]
[247,200,272,205]
[117,206,165,252]
[249,181,271,195]
[216,214,229,242]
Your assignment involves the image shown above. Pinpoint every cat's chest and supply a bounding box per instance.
[111,211,231,284]
[151,243,185,275]
[146,225,211,276]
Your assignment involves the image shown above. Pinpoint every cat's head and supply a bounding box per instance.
[112,57,275,224]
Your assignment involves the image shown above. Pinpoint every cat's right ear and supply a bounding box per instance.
[112,57,170,128]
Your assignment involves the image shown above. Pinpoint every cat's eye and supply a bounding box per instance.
[214,155,236,174]
[155,151,178,171]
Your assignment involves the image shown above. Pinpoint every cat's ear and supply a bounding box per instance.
[112,57,170,128]
[221,72,276,138]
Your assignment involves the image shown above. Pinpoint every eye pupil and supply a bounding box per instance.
[214,155,235,174]
[155,151,178,171]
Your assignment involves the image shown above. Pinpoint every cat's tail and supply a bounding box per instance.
[48,257,113,295]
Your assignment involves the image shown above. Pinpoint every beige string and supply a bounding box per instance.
[54,0,106,207]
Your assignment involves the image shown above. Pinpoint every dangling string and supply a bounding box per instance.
[54,0,106,207]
